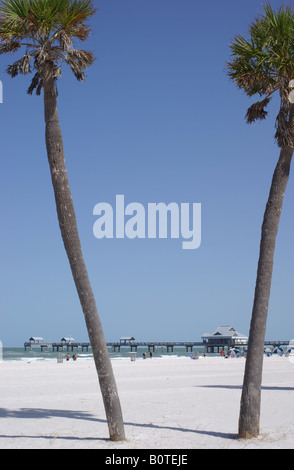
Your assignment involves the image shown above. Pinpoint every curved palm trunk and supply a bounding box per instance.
[238,141,293,439]
[43,69,125,441]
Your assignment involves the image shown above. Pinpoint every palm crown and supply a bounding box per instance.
[227,3,294,148]
[0,0,96,94]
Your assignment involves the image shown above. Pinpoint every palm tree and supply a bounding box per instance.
[0,0,125,441]
[227,3,294,439]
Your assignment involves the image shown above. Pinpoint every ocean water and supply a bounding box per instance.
[2,346,206,362]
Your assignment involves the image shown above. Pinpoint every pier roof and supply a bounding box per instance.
[202,326,247,340]
[120,336,135,343]
[61,337,75,343]
[29,337,44,342]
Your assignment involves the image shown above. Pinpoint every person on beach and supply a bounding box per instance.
[150,351,153,359]
[66,354,70,361]
[72,354,77,361]
[143,352,146,359]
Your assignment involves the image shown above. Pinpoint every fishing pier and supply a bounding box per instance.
[24,332,291,354]
[24,337,92,352]
[24,337,204,353]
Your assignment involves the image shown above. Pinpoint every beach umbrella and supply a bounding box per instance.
[230,348,240,358]
[273,347,284,356]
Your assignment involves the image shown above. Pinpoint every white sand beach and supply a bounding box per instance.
[0,355,293,449]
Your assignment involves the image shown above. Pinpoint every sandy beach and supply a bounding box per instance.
[0,355,293,449]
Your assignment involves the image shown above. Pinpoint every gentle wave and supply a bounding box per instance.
[2,346,206,362]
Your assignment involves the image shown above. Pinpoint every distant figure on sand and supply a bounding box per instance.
[150,351,153,359]
[72,354,77,361]
[143,352,146,360]
[66,354,70,361]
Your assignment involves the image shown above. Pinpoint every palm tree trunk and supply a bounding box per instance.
[42,69,125,442]
[238,142,293,439]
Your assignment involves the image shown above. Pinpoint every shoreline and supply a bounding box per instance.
[0,356,293,449]
[1,346,209,363]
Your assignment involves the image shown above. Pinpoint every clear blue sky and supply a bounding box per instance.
[0,0,293,346]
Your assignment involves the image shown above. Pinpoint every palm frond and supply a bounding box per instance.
[245,97,271,124]
[64,48,94,80]
[274,84,294,148]
[27,70,40,93]
[274,107,293,147]
[1,0,30,21]
[67,48,94,66]
[0,39,21,53]
[57,29,73,49]
[63,0,96,27]
[7,51,31,76]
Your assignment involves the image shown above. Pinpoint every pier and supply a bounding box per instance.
[24,339,204,353]
[24,337,92,352]
[24,341,91,352]
[106,341,204,353]
[24,337,291,354]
